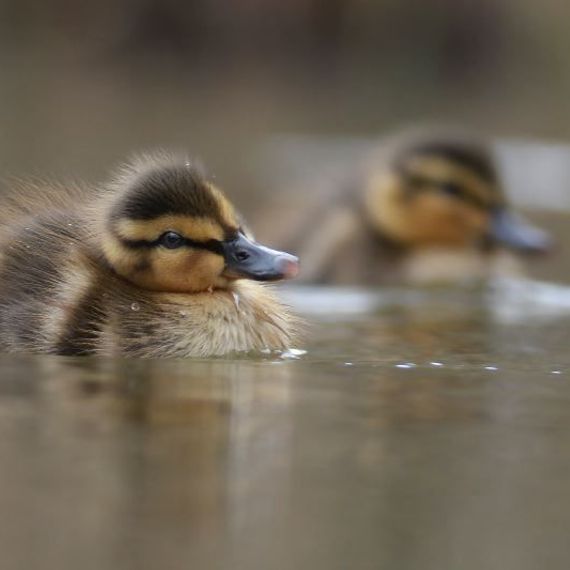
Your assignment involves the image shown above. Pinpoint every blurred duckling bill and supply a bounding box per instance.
[0,154,300,357]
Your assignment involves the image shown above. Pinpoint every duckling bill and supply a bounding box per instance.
[0,154,300,357]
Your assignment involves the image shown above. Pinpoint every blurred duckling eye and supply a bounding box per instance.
[438,182,490,209]
[439,182,462,198]
[159,231,185,249]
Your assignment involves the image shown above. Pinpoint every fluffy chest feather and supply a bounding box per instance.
[99,281,297,358]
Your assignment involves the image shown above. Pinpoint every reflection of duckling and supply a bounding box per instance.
[0,153,300,357]
[286,132,551,286]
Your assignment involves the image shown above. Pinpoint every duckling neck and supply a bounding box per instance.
[133,280,295,357]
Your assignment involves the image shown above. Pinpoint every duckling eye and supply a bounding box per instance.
[159,231,185,249]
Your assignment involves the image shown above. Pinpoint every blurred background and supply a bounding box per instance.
[1,0,570,280]
[1,0,570,177]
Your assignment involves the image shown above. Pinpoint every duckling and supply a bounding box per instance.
[0,153,300,357]
[274,131,551,286]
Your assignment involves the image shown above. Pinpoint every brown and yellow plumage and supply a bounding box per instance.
[0,153,300,357]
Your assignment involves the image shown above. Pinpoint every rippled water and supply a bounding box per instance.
[1,280,570,570]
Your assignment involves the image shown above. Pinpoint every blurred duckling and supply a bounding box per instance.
[285,132,551,285]
[0,154,300,357]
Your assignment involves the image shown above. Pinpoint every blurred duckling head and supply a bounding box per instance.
[363,137,551,253]
[99,155,299,293]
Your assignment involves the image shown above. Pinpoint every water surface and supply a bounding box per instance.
[1,280,570,570]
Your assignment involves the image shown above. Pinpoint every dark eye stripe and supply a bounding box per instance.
[403,173,493,210]
[184,238,224,255]
[119,236,224,255]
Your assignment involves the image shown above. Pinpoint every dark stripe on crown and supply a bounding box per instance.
[398,140,499,186]
[112,164,235,232]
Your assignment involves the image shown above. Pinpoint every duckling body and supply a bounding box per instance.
[0,155,299,357]
[264,131,550,286]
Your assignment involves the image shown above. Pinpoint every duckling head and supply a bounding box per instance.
[363,137,551,253]
[98,155,299,293]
